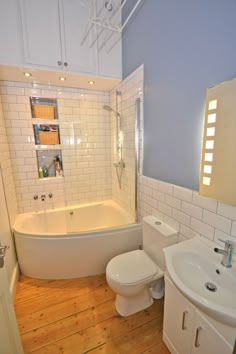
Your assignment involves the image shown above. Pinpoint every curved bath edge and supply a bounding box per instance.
[15,223,142,280]
[13,201,142,280]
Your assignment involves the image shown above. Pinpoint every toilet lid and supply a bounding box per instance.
[107,250,158,285]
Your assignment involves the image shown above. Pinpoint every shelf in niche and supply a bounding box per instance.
[32,119,61,125]
[30,97,58,120]
[35,144,62,150]
[36,150,63,179]
[38,176,64,181]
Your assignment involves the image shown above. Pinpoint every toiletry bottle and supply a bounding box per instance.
[55,155,63,177]
[38,167,44,178]
[55,159,60,177]
[43,166,48,178]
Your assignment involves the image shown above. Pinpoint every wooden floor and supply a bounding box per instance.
[14,274,170,354]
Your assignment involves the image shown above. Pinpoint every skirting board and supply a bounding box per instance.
[10,262,19,299]
[162,332,178,354]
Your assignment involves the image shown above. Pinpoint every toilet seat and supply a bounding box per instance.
[106,250,159,286]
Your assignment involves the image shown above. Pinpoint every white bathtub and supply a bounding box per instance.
[13,200,142,279]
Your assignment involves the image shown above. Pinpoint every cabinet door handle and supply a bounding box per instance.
[194,326,202,348]
[181,311,188,330]
[64,62,68,67]
[0,245,8,259]
[57,61,62,66]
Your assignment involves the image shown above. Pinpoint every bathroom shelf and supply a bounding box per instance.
[32,118,61,125]
[35,145,61,150]
[31,97,61,146]
[30,97,64,179]
[38,176,64,181]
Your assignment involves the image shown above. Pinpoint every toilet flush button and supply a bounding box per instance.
[155,221,162,225]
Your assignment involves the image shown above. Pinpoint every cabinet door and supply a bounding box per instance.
[191,311,232,354]
[0,171,24,354]
[96,1,122,79]
[60,0,97,74]
[0,0,23,65]
[163,276,195,354]
[20,0,62,68]
[98,32,122,79]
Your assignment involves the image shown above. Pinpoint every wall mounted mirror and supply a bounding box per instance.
[199,77,236,205]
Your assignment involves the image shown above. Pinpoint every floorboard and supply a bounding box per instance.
[15,274,170,354]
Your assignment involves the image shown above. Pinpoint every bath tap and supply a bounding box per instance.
[41,194,46,201]
[48,193,53,198]
[214,239,234,268]
[33,195,38,200]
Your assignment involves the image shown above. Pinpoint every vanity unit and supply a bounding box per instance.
[164,275,234,354]
[163,237,236,354]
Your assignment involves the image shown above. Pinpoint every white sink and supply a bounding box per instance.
[164,236,236,327]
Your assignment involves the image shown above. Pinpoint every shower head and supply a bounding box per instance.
[103,105,120,118]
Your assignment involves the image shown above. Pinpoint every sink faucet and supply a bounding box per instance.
[214,239,234,268]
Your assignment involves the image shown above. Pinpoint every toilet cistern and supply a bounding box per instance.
[106,216,178,317]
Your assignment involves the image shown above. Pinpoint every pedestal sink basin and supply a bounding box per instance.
[164,236,236,326]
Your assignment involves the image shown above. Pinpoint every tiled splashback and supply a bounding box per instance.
[111,65,144,218]
[0,82,112,213]
[140,175,236,254]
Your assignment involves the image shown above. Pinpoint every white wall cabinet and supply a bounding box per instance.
[98,33,122,80]
[59,0,97,74]
[0,0,121,79]
[20,0,62,69]
[0,0,23,65]
[20,0,96,74]
[96,1,122,81]
[163,275,234,354]
[19,0,121,79]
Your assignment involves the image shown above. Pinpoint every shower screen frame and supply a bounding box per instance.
[135,97,141,223]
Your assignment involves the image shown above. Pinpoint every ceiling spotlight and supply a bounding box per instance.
[88,80,95,85]
[24,72,31,77]
[59,77,66,81]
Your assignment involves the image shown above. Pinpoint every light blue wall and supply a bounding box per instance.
[122,0,236,190]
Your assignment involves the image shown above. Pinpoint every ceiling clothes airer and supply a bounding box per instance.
[81,0,144,53]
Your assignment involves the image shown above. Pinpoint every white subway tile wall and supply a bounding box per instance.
[111,65,144,218]
[140,175,236,254]
[0,95,18,283]
[0,96,18,223]
[0,82,112,213]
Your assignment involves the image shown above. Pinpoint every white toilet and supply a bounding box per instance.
[106,215,178,316]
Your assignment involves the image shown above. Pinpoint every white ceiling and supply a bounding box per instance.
[0,65,120,92]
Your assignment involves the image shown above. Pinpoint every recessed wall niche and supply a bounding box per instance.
[30,96,63,179]
[33,124,60,145]
[30,97,58,120]
[36,150,63,178]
